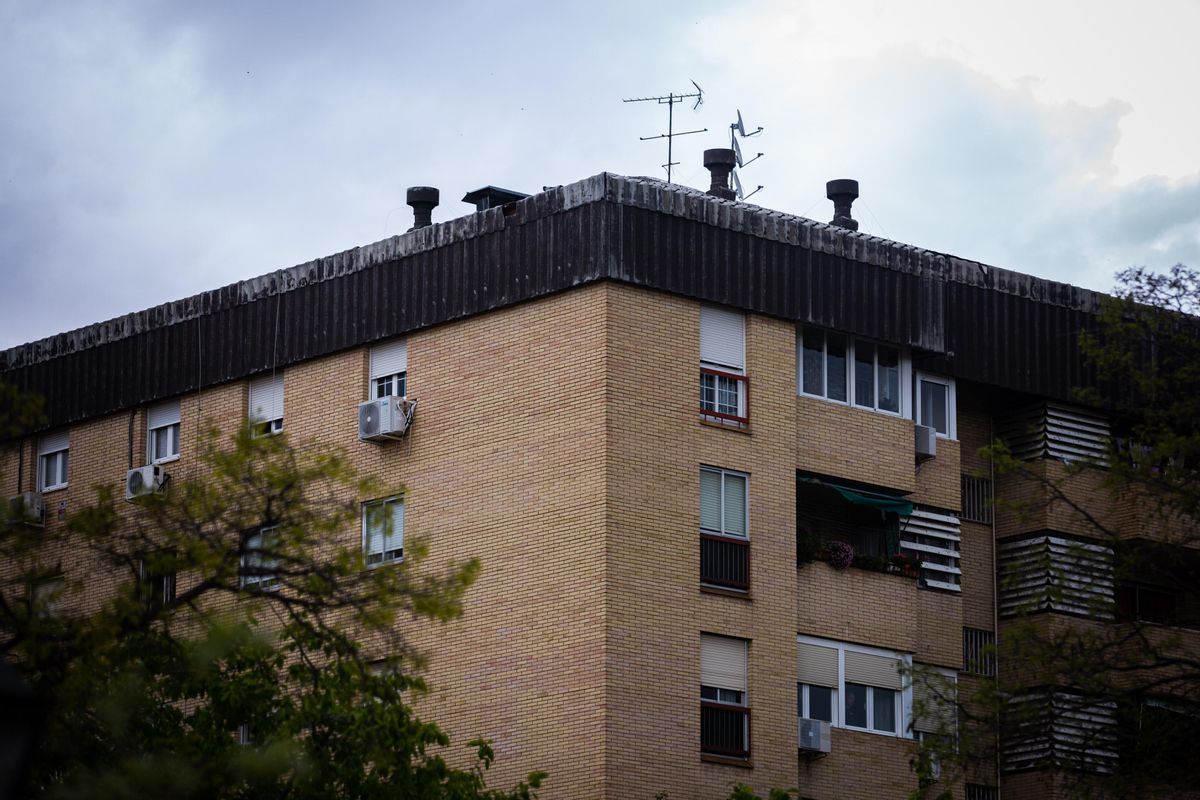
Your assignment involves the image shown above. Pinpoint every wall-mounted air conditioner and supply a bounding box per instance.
[915,424,937,461]
[798,717,832,753]
[358,396,416,443]
[126,464,167,501]
[8,491,44,526]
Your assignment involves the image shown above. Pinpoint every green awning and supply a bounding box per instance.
[800,476,913,516]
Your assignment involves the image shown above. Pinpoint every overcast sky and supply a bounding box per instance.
[3,0,1199,348]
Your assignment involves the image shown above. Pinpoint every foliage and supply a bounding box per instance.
[1,423,545,799]
[726,783,796,800]
[824,540,854,570]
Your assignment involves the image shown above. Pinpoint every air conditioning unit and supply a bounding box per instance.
[798,717,832,753]
[915,424,937,461]
[8,491,44,526]
[126,464,167,501]
[358,396,415,443]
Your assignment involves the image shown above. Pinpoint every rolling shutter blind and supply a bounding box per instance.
[370,339,408,379]
[700,634,747,692]
[147,399,180,430]
[366,499,404,555]
[39,430,69,455]
[797,642,839,688]
[912,669,957,733]
[844,650,903,690]
[723,474,746,536]
[248,374,284,422]
[700,306,745,371]
[700,470,722,531]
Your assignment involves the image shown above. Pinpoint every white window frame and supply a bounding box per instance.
[362,495,404,567]
[240,526,280,591]
[700,306,748,424]
[699,466,749,540]
[700,633,750,758]
[147,400,181,464]
[797,327,912,418]
[248,374,284,436]
[798,635,912,739]
[38,431,69,492]
[915,373,957,439]
[799,682,839,726]
[370,339,408,400]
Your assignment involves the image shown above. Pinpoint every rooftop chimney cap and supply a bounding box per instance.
[825,178,859,232]
[406,186,439,231]
[462,185,529,212]
[703,148,737,201]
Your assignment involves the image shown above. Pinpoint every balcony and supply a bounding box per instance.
[700,367,748,428]
[701,533,749,592]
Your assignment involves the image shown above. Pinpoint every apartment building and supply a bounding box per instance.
[2,158,1186,799]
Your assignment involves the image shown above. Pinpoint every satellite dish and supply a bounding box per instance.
[733,170,744,200]
[735,109,746,137]
[732,137,745,168]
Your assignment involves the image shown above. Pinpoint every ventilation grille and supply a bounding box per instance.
[963,627,996,677]
[1003,692,1118,774]
[966,785,998,800]
[997,402,1110,465]
[900,507,961,592]
[961,474,993,523]
[998,535,1114,619]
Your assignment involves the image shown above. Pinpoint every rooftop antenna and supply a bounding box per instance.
[623,80,707,183]
[729,108,764,201]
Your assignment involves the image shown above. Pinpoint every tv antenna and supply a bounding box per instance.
[729,108,764,201]
[623,80,707,183]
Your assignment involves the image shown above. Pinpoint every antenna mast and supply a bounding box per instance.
[623,80,707,183]
[728,108,765,201]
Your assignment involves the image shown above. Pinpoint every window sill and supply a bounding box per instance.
[701,753,753,769]
[40,484,68,494]
[699,417,752,435]
[151,455,180,465]
[701,584,751,601]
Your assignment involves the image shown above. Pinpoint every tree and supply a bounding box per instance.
[1,422,546,799]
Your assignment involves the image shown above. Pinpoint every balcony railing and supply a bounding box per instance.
[700,367,749,427]
[701,533,749,591]
[702,701,750,758]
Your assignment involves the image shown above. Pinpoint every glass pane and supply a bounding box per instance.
[854,343,875,408]
[385,499,405,555]
[826,334,847,401]
[375,376,391,399]
[920,380,947,434]
[701,685,718,700]
[717,375,740,416]
[396,372,407,397]
[844,682,868,728]
[809,685,833,722]
[42,455,54,488]
[700,470,722,531]
[802,327,824,396]
[873,688,897,732]
[723,474,746,536]
[878,346,900,413]
[700,373,716,411]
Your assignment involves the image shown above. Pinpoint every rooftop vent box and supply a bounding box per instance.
[126,465,167,501]
[916,424,937,461]
[8,491,43,527]
[359,396,415,443]
[798,717,831,753]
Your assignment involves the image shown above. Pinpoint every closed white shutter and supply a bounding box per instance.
[370,339,408,380]
[912,668,957,733]
[723,473,746,537]
[700,306,745,371]
[797,642,839,688]
[147,399,180,430]
[700,634,747,692]
[700,469,722,531]
[844,650,903,690]
[248,374,284,422]
[39,430,69,455]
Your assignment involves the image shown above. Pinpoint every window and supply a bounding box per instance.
[700,467,749,591]
[30,576,65,617]
[966,786,998,800]
[798,327,909,416]
[798,636,911,738]
[916,373,956,439]
[911,666,958,739]
[700,634,749,759]
[147,399,181,463]
[370,339,408,399]
[248,374,284,436]
[963,627,996,677]
[700,305,748,426]
[241,526,279,590]
[38,430,69,491]
[139,556,177,605]
[960,475,993,524]
[1116,582,1178,624]
[363,496,404,567]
